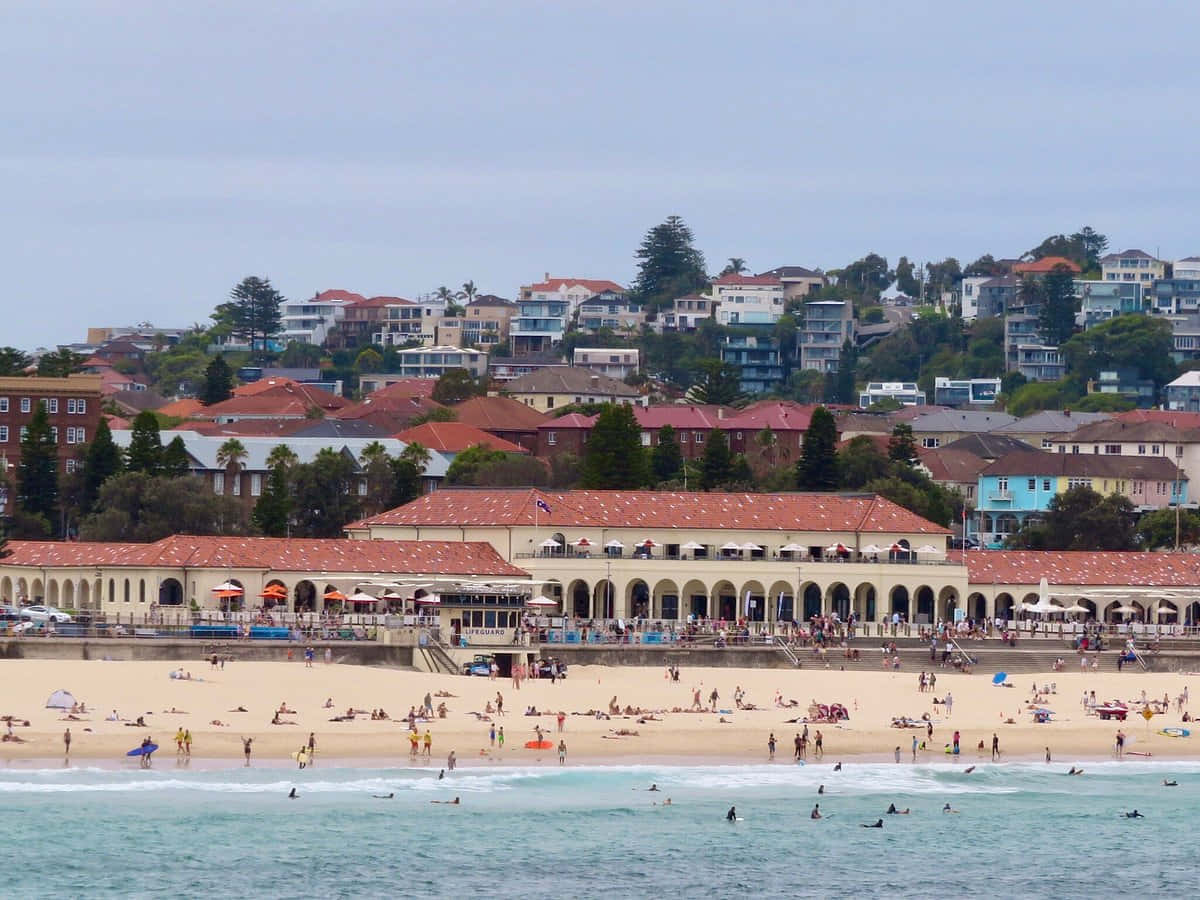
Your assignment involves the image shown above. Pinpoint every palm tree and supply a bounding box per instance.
[720,257,748,276]
[1017,275,1044,309]
[217,438,248,496]
[400,441,431,473]
[266,444,298,471]
[435,286,455,304]
[459,280,479,304]
[358,440,390,467]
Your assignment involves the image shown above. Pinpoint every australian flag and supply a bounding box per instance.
[536,498,552,514]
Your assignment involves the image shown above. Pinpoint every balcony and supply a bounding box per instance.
[988,490,1013,502]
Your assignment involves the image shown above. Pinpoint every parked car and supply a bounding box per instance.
[0,605,22,623]
[19,605,73,624]
[462,654,495,677]
[948,537,980,550]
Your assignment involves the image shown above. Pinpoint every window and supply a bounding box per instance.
[966,485,975,499]
[1105,444,1121,455]
[679,432,688,442]
[694,432,705,444]
[19,427,27,441]
[0,398,7,412]
[67,399,76,414]
[736,432,743,440]
[1072,445,1080,454]
[640,432,651,446]
[66,427,75,444]
[997,477,1009,492]
[357,479,367,496]
[547,431,557,446]
[50,427,57,443]
[1152,445,1161,455]
[1067,477,1092,489]
[922,437,940,449]
[20,398,30,413]
[546,396,555,409]
[46,398,58,414]
[77,399,86,414]
[574,396,582,404]
[1041,438,1053,449]
[76,427,84,443]
[232,474,241,496]
[66,459,77,474]
[250,473,262,497]
[1043,480,1051,492]
[213,472,224,494]
[1138,445,1146,455]
[1027,478,1036,491]
[0,425,6,442]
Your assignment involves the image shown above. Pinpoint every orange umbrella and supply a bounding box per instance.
[259,585,287,598]
[323,589,347,601]
[212,589,242,599]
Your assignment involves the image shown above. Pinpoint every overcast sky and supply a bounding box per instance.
[5,0,1198,350]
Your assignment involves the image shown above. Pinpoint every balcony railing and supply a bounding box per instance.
[989,490,1013,501]
[514,550,954,565]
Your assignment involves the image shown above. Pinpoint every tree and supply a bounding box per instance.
[82,418,124,513]
[200,354,233,405]
[887,423,918,465]
[17,402,58,530]
[160,435,191,477]
[0,347,31,376]
[354,347,383,374]
[252,463,293,536]
[445,444,508,485]
[963,254,1007,277]
[1137,508,1200,550]
[1038,265,1078,346]
[1071,226,1109,270]
[36,349,85,378]
[289,448,361,538]
[1007,486,1135,551]
[827,341,858,405]
[1061,314,1176,395]
[1005,380,1080,417]
[388,450,426,508]
[266,444,299,471]
[719,257,748,276]
[213,276,284,357]
[358,441,396,516]
[80,472,249,541]
[580,404,649,489]
[698,428,733,490]
[923,258,962,304]
[687,359,745,406]
[458,280,479,304]
[631,215,709,311]
[796,406,839,491]
[216,438,248,491]
[839,253,892,298]
[651,425,684,483]
[125,411,163,475]
[836,436,892,489]
[431,368,484,404]
[894,256,920,297]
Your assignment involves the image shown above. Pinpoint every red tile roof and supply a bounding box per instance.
[334,394,445,423]
[354,489,950,535]
[393,422,528,454]
[538,413,597,430]
[955,550,1200,587]
[1011,256,1082,274]
[357,295,414,307]
[200,382,347,418]
[0,536,526,577]
[1113,409,1200,429]
[314,289,366,304]
[527,277,625,294]
[713,273,782,286]
[158,398,205,418]
[633,405,728,430]
[721,401,816,432]
[452,396,550,431]
[233,377,299,397]
[365,378,438,400]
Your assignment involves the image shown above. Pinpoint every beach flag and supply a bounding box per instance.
[536,498,552,514]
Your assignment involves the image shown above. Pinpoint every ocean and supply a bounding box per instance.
[0,759,1190,898]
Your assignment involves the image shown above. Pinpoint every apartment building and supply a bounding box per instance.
[0,375,103,476]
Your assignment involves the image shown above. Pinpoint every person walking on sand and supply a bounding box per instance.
[794,733,802,760]
[894,746,902,764]
[242,737,253,766]
[952,730,960,754]
[912,735,918,762]
[710,688,720,712]
[307,732,315,765]
[814,730,823,759]
[184,729,192,756]
[63,727,71,757]
[1115,729,1125,758]
[1045,746,1051,764]
[768,732,776,760]
[489,724,496,748]
[991,733,1000,760]
[498,726,505,749]
[945,692,953,717]
[558,740,567,765]
[423,729,433,758]
[496,693,505,716]
[447,750,456,771]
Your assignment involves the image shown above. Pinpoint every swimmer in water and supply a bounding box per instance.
[288,788,298,799]
[373,793,394,799]
[726,806,737,822]
[1124,810,1144,818]
[886,803,910,815]
[861,819,883,828]
[438,770,444,780]
[833,762,842,771]
[817,785,825,794]
[810,804,822,819]
[648,784,659,792]
[663,798,672,806]
[431,797,461,805]
[942,803,959,814]
[964,766,975,774]
[1164,779,1178,787]
[1067,767,1083,775]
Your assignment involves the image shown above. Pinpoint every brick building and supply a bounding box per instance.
[0,375,103,476]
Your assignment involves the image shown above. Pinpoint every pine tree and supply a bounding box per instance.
[796,406,839,491]
[651,425,684,483]
[17,401,59,528]
[699,429,733,491]
[631,215,709,311]
[1039,265,1078,346]
[580,404,649,489]
[887,423,918,465]
[200,354,234,405]
[252,464,293,537]
[213,276,284,358]
[160,436,192,477]
[125,411,163,475]
[82,417,124,513]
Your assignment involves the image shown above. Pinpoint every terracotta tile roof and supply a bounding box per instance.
[201,382,347,418]
[452,396,550,430]
[357,295,414,307]
[233,377,299,397]
[538,413,597,430]
[980,449,1182,480]
[0,536,526,577]
[955,550,1200,587]
[158,398,205,418]
[632,405,727,430]
[837,433,891,455]
[365,378,438,400]
[314,289,366,303]
[504,368,639,396]
[103,415,132,430]
[721,401,816,432]
[527,277,625,294]
[334,395,445,425]
[713,273,782,286]
[354,489,950,535]
[1114,409,1200,429]
[393,422,527,454]
[1011,256,1082,274]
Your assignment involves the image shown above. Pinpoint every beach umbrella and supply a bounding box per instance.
[1114,604,1138,614]
[681,541,705,551]
[323,589,347,601]
[916,545,941,555]
[720,541,742,552]
[741,542,763,552]
[861,544,882,554]
[212,589,242,599]
[379,591,405,602]
[527,595,558,607]
[780,543,805,553]
[605,540,625,549]
[539,538,562,549]
[824,542,846,553]
[571,537,593,548]
[889,543,904,553]
[347,591,380,604]
[1062,603,1089,614]
[992,673,1007,686]
[212,581,243,594]
[415,595,441,605]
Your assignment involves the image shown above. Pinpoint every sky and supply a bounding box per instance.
[5,0,1200,350]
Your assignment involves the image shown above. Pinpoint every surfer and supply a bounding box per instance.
[648,784,659,792]
[817,785,825,795]
[1067,767,1083,776]
[288,788,298,799]
[1164,779,1178,787]
[810,804,822,819]
[726,806,737,822]
[431,797,461,805]
[833,762,842,771]
[438,769,445,780]
[1124,810,1144,818]
[861,819,883,828]
[964,766,975,774]
[373,793,394,799]
[886,804,910,815]
[942,803,959,814]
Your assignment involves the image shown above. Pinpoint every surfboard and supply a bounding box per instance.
[126,743,158,757]
[525,740,553,750]
[1159,727,1190,738]
[292,750,309,763]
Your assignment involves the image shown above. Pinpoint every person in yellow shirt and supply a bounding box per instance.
[409,729,419,758]
[175,728,185,755]
[423,730,433,757]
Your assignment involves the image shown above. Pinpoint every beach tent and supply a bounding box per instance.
[46,689,77,709]
[992,673,1007,686]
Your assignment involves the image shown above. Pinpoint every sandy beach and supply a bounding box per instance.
[1,657,1197,767]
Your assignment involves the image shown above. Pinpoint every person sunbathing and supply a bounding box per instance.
[210,720,228,727]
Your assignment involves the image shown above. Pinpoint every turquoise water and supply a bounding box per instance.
[0,760,1192,898]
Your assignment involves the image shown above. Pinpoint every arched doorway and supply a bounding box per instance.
[995,593,1014,621]
[653,579,679,620]
[939,587,958,622]
[47,580,59,606]
[593,580,615,619]
[567,579,590,618]
[159,578,184,606]
[61,580,75,609]
[294,580,317,613]
[681,579,707,620]
[627,580,650,619]
[262,579,288,611]
[915,586,934,623]
[741,580,766,623]
[890,585,910,619]
[711,580,737,622]
[768,580,794,624]
[968,592,986,621]
[827,582,850,620]
[802,583,822,621]
[855,583,877,621]
[32,578,44,603]
[0,576,10,602]
[79,579,91,609]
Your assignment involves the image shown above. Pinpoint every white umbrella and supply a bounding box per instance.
[415,595,441,605]
[1062,603,1089,613]
[605,539,625,549]
[1154,603,1176,617]
[720,541,742,552]
[861,544,882,554]
[741,542,763,552]
[780,543,805,553]
[539,538,562,549]
[916,545,941,555]
[1020,602,1040,611]
[527,595,558,607]
[681,541,705,551]
[212,581,242,593]
[1114,604,1138,614]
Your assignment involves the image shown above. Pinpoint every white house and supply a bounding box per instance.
[279,290,361,345]
[710,274,785,326]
